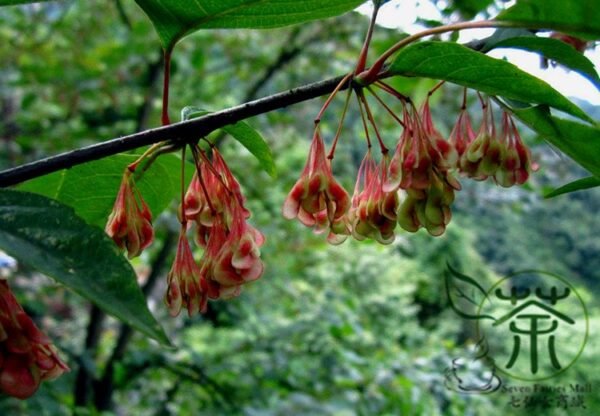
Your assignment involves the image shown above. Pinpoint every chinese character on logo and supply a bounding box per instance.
[445,265,588,382]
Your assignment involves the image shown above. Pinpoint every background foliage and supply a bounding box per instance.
[0,0,599,415]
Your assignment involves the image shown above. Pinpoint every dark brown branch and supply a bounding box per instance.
[0,74,349,187]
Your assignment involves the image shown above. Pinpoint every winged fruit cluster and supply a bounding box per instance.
[105,168,154,259]
[283,84,536,243]
[105,146,265,318]
[167,147,265,317]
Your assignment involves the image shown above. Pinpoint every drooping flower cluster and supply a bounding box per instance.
[457,100,535,187]
[458,100,501,180]
[183,148,251,247]
[105,170,154,259]
[166,147,265,316]
[103,146,264,317]
[283,87,536,242]
[0,280,69,399]
[200,205,265,300]
[282,128,351,244]
[348,150,398,244]
[495,112,536,187]
[165,227,208,316]
[449,105,476,158]
[385,102,461,236]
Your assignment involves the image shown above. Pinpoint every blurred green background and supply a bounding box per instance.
[0,1,598,415]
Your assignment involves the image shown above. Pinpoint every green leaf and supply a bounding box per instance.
[486,36,600,89]
[453,0,494,19]
[0,189,170,345]
[481,27,535,48]
[134,0,365,50]
[221,123,276,178]
[389,41,592,123]
[496,0,600,40]
[545,176,600,198]
[182,107,276,178]
[19,153,185,228]
[511,105,600,177]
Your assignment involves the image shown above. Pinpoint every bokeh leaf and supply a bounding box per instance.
[389,41,592,122]
[545,176,600,198]
[511,105,600,177]
[0,189,170,345]
[134,0,365,50]
[496,0,600,40]
[453,0,494,19]
[0,0,53,5]
[19,153,187,228]
[486,36,600,89]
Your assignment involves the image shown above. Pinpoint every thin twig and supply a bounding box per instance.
[359,20,511,83]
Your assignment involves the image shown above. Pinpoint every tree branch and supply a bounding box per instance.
[113,0,132,31]
[0,74,349,187]
[0,26,499,189]
[74,304,106,406]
